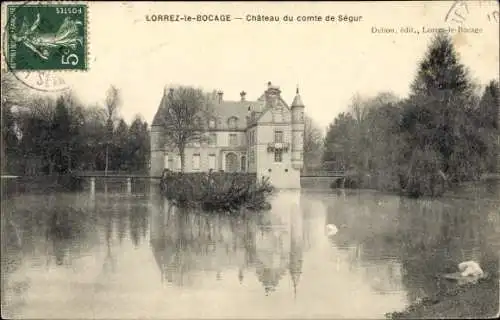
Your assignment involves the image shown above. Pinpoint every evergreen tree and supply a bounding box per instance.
[113,118,129,170]
[128,115,150,171]
[479,80,500,129]
[52,97,72,173]
[478,80,500,172]
[401,33,480,186]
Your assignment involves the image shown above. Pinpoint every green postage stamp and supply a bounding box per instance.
[6,4,88,71]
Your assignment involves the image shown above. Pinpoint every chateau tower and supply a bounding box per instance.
[291,87,305,170]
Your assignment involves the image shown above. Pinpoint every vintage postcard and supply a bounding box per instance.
[1,1,499,319]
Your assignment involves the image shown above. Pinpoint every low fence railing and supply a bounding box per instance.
[300,170,346,177]
[75,170,348,178]
[74,170,150,177]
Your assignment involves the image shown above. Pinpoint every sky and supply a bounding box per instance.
[1,1,499,132]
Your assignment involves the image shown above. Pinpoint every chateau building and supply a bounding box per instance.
[150,82,305,189]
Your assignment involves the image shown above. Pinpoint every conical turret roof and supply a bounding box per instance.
[291,87,304,107]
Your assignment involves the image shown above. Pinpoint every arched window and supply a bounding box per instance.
[225,152,239,172]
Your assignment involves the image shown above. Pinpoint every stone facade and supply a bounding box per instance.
[150,82,305,189]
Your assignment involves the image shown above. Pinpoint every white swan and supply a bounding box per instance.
[326,224,338,236]
[458,260,484,278]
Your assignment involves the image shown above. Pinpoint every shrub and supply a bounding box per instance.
[160,170,273,213]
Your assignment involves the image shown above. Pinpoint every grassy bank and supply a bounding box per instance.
[160,171,274,212]
[386,276,499,319]
[329,174,499,199]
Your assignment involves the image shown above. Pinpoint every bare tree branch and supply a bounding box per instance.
[159,86,212,172]
[303,115,324,171]
[105,85,121,121]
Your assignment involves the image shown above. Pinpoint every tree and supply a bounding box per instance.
[1,71,24,173]
[323,112,357,171]
[1,101,18,174]
[113,118,129,170]
[410,33,474,101]
[303,115,323,171]
[52,97,72,173]
[325,92,400,173]
[478,80,499,129]
[73,104,107,171]
[401,33,480,190]
[17,96,57,174]
[364,102,404,190]
[158,86,211,172]
[104,85,121,175]
[128,115,150,171]
[478,80,500,172]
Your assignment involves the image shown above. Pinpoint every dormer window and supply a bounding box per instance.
[193,116,202,128]
[228,116,238,129]
[208,118,216,129]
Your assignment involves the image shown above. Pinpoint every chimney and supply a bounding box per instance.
[240,91,247,101]
[268,81,272,88]
[217,90,223,103]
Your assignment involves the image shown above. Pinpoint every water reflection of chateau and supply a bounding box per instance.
[149,187,305,296]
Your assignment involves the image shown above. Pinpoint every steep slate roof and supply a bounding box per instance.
[151,94,167,127]
[211,100,253,130]
[151,91,266,130]
[291,88,304,107]
[151,83,298,129]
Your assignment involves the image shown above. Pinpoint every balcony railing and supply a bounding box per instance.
[267,142,290,152]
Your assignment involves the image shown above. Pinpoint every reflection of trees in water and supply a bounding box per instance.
[289,223,303,298]
[2,194,103,315]
[128,202,148,247]
[149,200,305,296]
[96,195,149,276]
[320,194,498,303]
[97,195,149,244]
[397,198,498,303]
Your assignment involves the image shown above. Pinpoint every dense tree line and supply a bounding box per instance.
[1,74,150,175]
[323,34,499,196]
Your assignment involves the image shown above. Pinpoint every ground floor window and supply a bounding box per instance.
[208,154,216,170]
[225,152,239,172]
[241,155,246,172]
[176,155,181,171]
[163,153,170,169]
[192,154,200,170]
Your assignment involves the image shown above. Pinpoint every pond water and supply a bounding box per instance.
[1,181,499,319]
